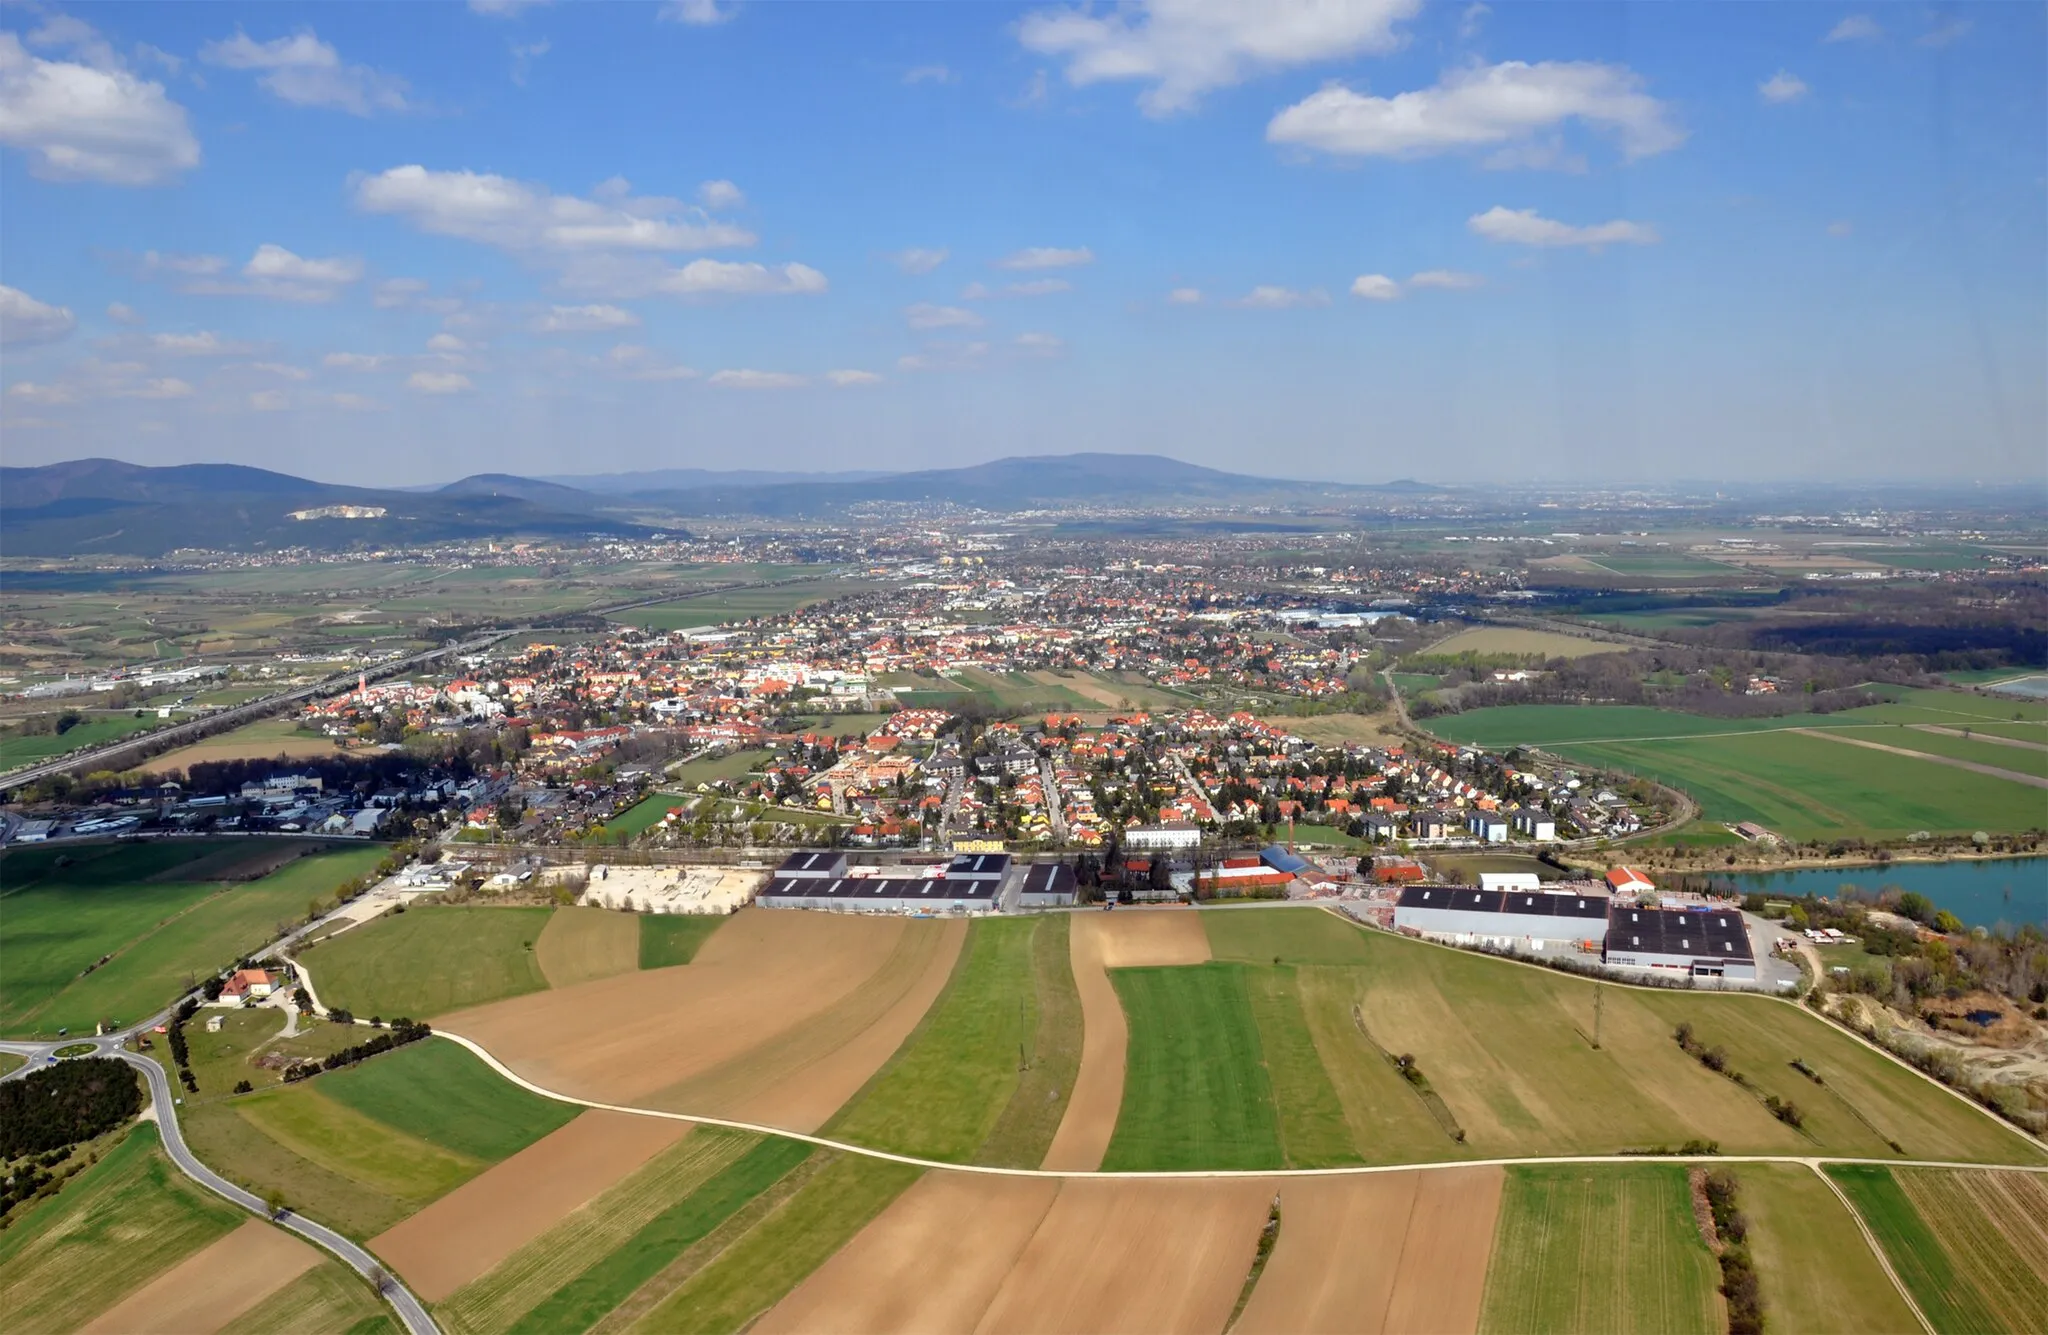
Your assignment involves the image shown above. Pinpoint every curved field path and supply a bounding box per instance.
[1792,728,2048,789]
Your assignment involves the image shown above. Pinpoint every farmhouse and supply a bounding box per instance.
[1393,885,1610,949]
[1602,906,1757,981]
[220,968,277,1000]
[1605,866,1656,897]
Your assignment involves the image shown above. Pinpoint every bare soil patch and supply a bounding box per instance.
[756,1172,1061,1335]
[148,735,338,774]
[533,906,640,989]
[80,1219,319,1335]
[370,1110,689,1302]
[1041,914,1128,1171]
[977,1176,1276,1334]
[1382,1165,1505,1334]
[433,909,911,1106]
[1092,909,1212,967]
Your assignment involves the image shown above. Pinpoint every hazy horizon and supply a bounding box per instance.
[2,1,2043,486]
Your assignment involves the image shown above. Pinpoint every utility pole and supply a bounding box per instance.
[1593,984,1604,1050]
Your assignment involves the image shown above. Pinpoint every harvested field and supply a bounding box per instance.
[1040,913,1128,1171]
[645,917,964,1132]
[148,732,338,773]
[976,1177,1276,1335]
[370,1111,688,1302]
[1895,1168,2048,1330]
[434,909,921,1110]
[533,907,639,989]
[80,1219,319,1335]
[1093,908,1212,966]
[1240,1166,1505,1335]
[1418,626,1623,660]
[756,1172,1061,1335]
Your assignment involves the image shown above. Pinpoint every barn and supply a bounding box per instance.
[1602,906,1757,980]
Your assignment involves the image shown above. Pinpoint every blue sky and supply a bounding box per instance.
[1,1,2041,486]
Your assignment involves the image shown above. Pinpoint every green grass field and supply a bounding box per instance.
[631,1150,920,1333]
[1736,1164,1921,1335]
[1102,962,1284,1171]
[669,748,770,788]
[1892,1168,2048,1332]
[825,917,1043,1163]
[639,913,729,969]
[299,906,553,1019]
[1478,1164,1719,1335]
[316,1037,577,1161]
[159,1006,366,1104]
[976,914,1083,1169]
[0,840,384,1036]
[598,792,692,839]
[1826,1165,2005,1333]
[0,711,163,770]
[241,1260,396,1335]
[1243,966,1360,1167]
[611,580,867,631]
[0,1124,244,1332]
[236,1085,482,1205]
[506,1134,814,1335]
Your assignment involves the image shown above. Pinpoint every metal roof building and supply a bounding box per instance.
[757,851,1016,914]
[1017,862,1079,907]
[1602,906,1757,981]
[1393,885,1611,948]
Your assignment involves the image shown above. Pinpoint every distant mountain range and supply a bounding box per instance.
[0,454,1446,556]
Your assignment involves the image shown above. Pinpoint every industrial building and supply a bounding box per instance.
[1017,862,1079,907]
[1393,884,1610,949]
[757,850,1018,914]
[1602,906,1757,981]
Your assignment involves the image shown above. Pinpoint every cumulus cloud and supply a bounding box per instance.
[996,246,1094,270]
[176,244,365,302]
[1018,0,1419,115]
[897,340,991,373]
[407,369,473,394]
[150,330,254,356]
[1268,60,1682,165]
[200,29,410,115]
[1825,14,1882,42]
[532,303,639,333]
[708,368,807,389]
[1918,16,1972,48]
[906,303,983,330]
[8,380,76,405]
[328,391,386,410]
[659,0,734,25]
[1759,70,1809,103]
[126,377,194,399]
[469,0,553,15]
[0,284,77,346]
[427,333,469,354]
[353,166,756,253]
[324,352,391,370]
[1349,273,1401,301]
[1406,269,1484,290]
[1467,205,1658,249]
[0,31,200,184]
[826,369,883,386]
[1015,331,1064,355]
[1167,287,1203,305]
[965,278,1072,298]
[697,178,744,210]
[107,301,144,326]
[903,64,954,85]
[644,258,826,298]
[249,362,311,380]
[1233,285,1329,309]
[248,389,290,411]
[892,247,949,274]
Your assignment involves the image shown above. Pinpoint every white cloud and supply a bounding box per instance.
[150,331,253,356]
[0,32,200,184]
[107,301,144,326]
[903,64,954,85]
[407,369,473,394]
[1167,287,1203,305]
[659,0,733,25]
[249,362,311,380]
[1233,285,1329,309]
[708,369,807,389]
[469,0,553,15]
[353,165,756,254]
[324,352,391,370]
[645,259,826,298]
[0,284,77,346]
[427,333,469,354]
[127,377,194,399]
[373,278,427,308]
[1759,70,1809,104]
[697,178,744,210]
[1918,17,1972,48]
[1827,220,1854,237]
[532,303,639,333]
[826,369,883,386]
[200,30,409,115]
[963,278,1072,300]
[1268,60,1681,164]
[1825,15,1882,42]
[181,244,365,302]
[906,303,982,330]
[7,381,76,405]
[248,389,290,411]
[1457,3,1490,41]
[1467,205,1658,249]
[897,341,991,373]
[1349,273,1401,301]
[892,247,949,274]
[142,250,229,277]
[1015,331,1065,355]
[509,39,549,86]
[1018,0,1420,116]
[328,391,387,410]
[996,246,1094,270]
[604,345,697,381]
[1407,269,1484,290]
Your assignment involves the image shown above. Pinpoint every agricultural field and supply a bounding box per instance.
[0,1124,245,1332]
[532,906,640,988]
[1416,626,1629,661]
[1270,710,1405,748]
[297,905,554,1019]
[155,1005,372,1104]
[1477,1164,1719,1335]
[610,579,869,631]
[0,710,163,770]
[1736,1164,1922,1335]
[668,746,771,788]
[144,716,340,773]
[1829,1166,2048,1334]
[1576,551,1749,578]
[0,838,385,1037]
[638,912,729,969]
[1103,964,1284,1170]
[783,711,890,737]
[889,667,1096,715]
[1026,669,1199,711]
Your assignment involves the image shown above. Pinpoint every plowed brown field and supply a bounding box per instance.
[369,1110,690,1301]
[533,906,641,989]
[80,1219,319,1335]
[1041,911,1210,1171]
[756,1173,1061,1335]
[1236,1166,1505,1335]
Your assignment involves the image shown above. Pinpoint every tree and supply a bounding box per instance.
[263,1187,287,1218]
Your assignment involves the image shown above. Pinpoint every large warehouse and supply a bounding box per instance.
[757,851,1018,914]
[1602,905,1758,981]
[1393,885,1611,949]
